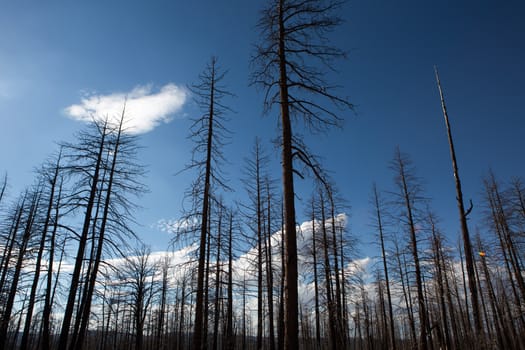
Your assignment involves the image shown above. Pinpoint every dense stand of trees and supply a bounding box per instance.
[0,105,524,350]
[1,1,523,350]
[0,114,146,350]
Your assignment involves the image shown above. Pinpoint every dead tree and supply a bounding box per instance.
[58,113,145,350]
[0,173,6,205]
[310,198,322,349]
[242,138,270,350]
[57,118,110,350]
[224,212,235,350]
[390,148,429,350]
[435,67,483,340]
[184,57,233,350]
[252,1,352,347]
[19,152,63,350]
[119,244,157,350]
[0,188,41,350]
[371,184,396,350]
[42,173,64,350]
[265,179,277,350]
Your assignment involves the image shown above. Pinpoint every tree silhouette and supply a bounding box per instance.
[182,57,233,350]
[252,1,352,347]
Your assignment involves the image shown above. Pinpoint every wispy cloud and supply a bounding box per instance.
[157,217,200,234]
[65,83,188,134]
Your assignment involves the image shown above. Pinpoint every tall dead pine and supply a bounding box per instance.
[434,67,483,339]
[391,148,429,350]
[252,1,352,347]
[187,57,233,350]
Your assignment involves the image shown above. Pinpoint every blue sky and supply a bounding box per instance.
[1,0,524,255]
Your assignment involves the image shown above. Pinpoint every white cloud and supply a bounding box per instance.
[157,217,200,234]
[65,83,188,134]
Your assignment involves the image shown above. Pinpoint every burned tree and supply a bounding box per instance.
[181,57,233,350]
[390,148,429,350]
[435,67,483,340]
[252,2,352,347]
[57,113,145,350]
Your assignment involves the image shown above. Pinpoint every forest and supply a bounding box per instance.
[1,1,524,350]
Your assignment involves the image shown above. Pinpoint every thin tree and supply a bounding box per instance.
[120,244,157,350]
[57,118,109,350]
[58,112,144,350]
[0,188,41,350]
[427,211,452,350]
[309,197,321,349]
[19,152,63,350]
[252,1,352,347]
[155,256,170,350]
[74,108,145,349]
[435,67,482,338]
[264,178,277,350]
[390,148,429,350]
[242,138,269,350]
[318,189,338,350]
[212,202,224,350]
[224,211,235,350]
[185,57,233,350]
[371,184,396,350]
[42,172,64,350]
[0,194,26,309]
[0,173,6,205]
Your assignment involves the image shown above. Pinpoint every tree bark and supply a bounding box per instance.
[277,1,299,347]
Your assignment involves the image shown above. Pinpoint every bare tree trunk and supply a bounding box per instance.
[191,57,229,350]
[255,144,264,350]
[179,275,187,350]
[394,239,417,349]
[20,154,62,350]
[156,258,169,350]
[473,244,496,346]
[457,243,472,337]
[0,189,41,350]
[393,149,428,350]
[58,120,108,350]
[265,181,276,350]
[441,249,461,350]
[319,190,337,350]
[242,272,247,350]
[203,218,212,350]
[277,205,285,350]
[477,239,507,349]
[75,114,128,350]
[486,174,525,302]
[253,1,352,346]
[225,213,235,350]
[42,176,63,350]
[0,196,25,306]
[212,207,222,350]
[377,273,389,349]
[373,185,396,350]
[277,2,300,344]
[339,220,350,345]
[0,173,6,204]
[428,214,451,350]
[328,191,344,348]
[435,67,483,339]
[311,200,321,349]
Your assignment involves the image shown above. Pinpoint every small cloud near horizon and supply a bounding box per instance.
[64,83,188,134]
